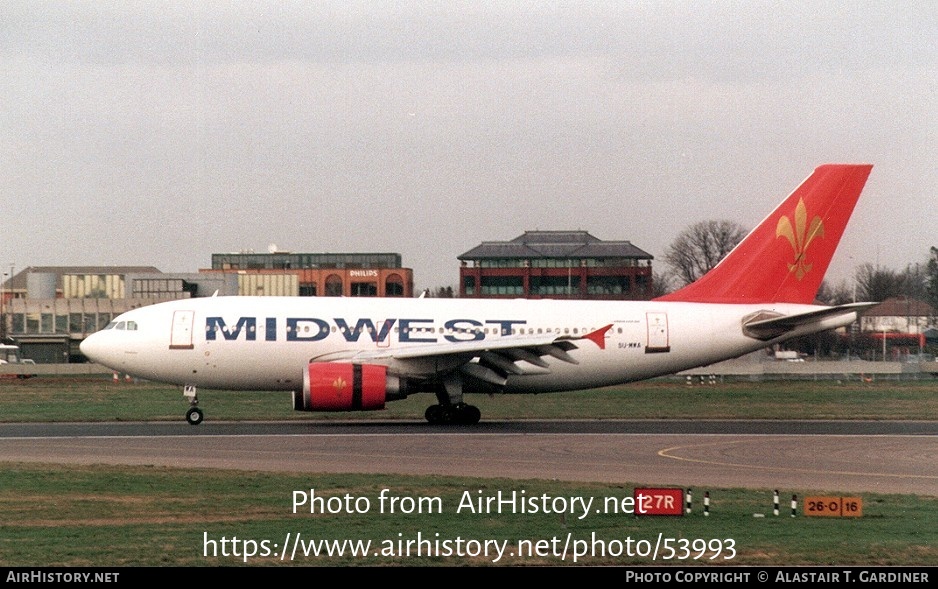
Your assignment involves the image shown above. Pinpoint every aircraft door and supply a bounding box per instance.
[169,310,195,350]
[645,312,670,353]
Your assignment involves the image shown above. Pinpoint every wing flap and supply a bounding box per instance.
[460,362,508,386]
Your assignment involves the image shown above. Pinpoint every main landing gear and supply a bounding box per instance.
[183,384,203,425]
[424,403,481,425]
[424,373,481,425]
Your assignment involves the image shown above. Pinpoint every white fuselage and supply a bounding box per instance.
[79,296,843,395]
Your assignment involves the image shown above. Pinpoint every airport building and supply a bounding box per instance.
[0,266,189,363]
[0,252,413,363]
[209,251,413,297]
[457,230,654,299]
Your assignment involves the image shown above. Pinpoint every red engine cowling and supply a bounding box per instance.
[295,362,389,412]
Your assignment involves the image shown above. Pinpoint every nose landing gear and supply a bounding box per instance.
[184,385,203,425]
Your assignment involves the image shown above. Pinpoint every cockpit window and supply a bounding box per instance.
[115,321,126,330]
[126,321,138,331]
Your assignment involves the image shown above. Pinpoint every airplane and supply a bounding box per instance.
[80,163,876,426]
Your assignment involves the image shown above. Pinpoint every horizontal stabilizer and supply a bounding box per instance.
[742,302,878,341]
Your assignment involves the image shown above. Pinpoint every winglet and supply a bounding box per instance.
[582,324,613,350]
[655,164,873,304]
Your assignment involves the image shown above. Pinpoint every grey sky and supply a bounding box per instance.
[2,2,935,293]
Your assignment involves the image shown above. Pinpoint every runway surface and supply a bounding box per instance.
[2,420,937,496]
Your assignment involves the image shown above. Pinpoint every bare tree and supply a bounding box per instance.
[651,270,675,298]
[927,246,938,310]
[854,263,902,302]
[815,279,856,305]
[664,220,748,286]
[899,262,928,301]
[422,286,455,298]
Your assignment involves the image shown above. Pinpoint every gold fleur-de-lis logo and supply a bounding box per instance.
[776,198,824,280]
[332,377,347,395]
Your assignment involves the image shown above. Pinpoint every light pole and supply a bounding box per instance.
[0,271,5,340]
[883,325,886,362]
[1,263,14,341]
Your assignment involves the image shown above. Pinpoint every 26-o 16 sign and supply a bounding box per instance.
[634,488,684,516]
[804,496,863,517]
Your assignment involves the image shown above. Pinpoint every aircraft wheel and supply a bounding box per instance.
[425,404,480,425]
[440,406,456,424]
[186,407,204,426]
[425,405,442,424]
[453,404,480,425]
[464,405,481,425]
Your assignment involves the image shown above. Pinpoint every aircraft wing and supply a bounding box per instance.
[312,324,613,385]
[742,302,879,341]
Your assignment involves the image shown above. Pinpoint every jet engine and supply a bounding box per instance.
[293,362,409,412]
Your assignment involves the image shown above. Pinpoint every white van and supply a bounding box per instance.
[0,344,36,377]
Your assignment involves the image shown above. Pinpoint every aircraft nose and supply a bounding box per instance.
[79,332,106,364]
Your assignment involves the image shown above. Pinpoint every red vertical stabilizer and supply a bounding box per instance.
[655,164,873,304]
